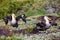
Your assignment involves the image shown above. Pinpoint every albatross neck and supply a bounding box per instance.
[12,14,16,20]
[44,16,49,23]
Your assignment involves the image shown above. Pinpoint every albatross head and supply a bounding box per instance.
[44,16,51,21]
[44,16,51,28]
[12,13,16,19]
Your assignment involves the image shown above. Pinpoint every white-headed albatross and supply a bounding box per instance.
[3,13,26,28]
[11,13,18,28]
[33,16,52,31]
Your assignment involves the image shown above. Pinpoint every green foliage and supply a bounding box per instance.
[0,36,22,40]
[24,9,47,17]
[0,0,47,19]
[0,0,60,19]
[0,0,34,19]
[57,11,60,16]
[32,0,47,10]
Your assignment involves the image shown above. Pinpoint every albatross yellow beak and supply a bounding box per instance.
[48,17,51,20]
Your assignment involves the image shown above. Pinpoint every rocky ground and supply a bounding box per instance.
[0,15,60,40]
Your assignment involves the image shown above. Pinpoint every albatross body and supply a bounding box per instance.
[44,16,51,28]
[11,13,18,28]
[11,14,16,24]
[3,13,26,28]
[33,16,52,32]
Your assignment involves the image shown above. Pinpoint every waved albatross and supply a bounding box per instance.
[3,13,26,28]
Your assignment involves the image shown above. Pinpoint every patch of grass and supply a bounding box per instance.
[24,9,47,17]
[0,15,60,40]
